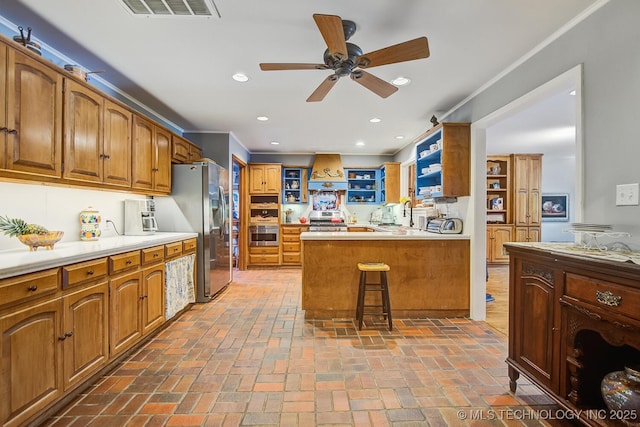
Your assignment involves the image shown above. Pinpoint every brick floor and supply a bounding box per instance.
[42,269,576,426]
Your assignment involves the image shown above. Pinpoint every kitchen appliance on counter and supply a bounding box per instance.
[426,217,463,234]
[124,199,158,235]
[154,160,232,302]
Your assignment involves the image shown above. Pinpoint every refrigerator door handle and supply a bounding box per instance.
[219,185,226,238]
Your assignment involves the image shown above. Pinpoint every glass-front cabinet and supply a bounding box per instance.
[282,168,308,204]
[346,169,379,204]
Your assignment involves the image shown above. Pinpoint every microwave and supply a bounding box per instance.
[249,225,279,246]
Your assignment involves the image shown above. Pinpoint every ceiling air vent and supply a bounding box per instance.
[120,0,220,17]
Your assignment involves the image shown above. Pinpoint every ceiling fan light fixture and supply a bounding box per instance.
[232,73,249,82]
[392,76,411,86]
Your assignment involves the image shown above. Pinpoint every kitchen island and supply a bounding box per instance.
[300,228,470,319]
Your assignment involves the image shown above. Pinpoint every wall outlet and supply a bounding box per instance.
[615,183,639,206]
[103,219,113,230]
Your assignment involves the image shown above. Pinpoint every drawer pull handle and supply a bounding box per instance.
[87,269,94,275]
[153,253,159,257]
[126,260,132,264]
[27,285,38,292]
[596,290,622,307]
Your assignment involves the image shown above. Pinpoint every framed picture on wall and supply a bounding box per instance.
[541,193,569,222]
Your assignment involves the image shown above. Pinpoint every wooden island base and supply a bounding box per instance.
[301,238,470,319]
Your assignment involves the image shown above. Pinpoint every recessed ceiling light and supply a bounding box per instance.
[355,141,365,146]
[392,76,411,86]
[257,116,269,121]
[569,90,576,96]
[395,135,405,140]
[270,141,279,145]
[232,73,249,82]
[369,118,381,123]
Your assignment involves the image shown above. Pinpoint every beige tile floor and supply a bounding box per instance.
[41,268,575,427]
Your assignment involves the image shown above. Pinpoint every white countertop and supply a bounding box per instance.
[0,232,198,279]
[505,241,640,264]
[301,225,470,241]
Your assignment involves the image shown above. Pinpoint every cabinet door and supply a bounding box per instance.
[514,155,542,226]
[263,164,282,193]
[103,100,132,187]
[511,258,557,390]
[171,135,191,163]
[141,264,165,335]
[0,43,6,169]
[527,156,542,227]
[131,115,154,190]
[109,271,142,356]
[488,226,512,264]
[154,126,171,193]
[63,80,103,183]
[515,226,541,243]
[5,48,63,177]
[0,298,62,426]
[62,281,109,390]
[249,165,266,193]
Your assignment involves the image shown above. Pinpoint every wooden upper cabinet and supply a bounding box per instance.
[249,164,281,194]
[63,80,103,183]
[132,115,171,193]
[172,134,202,164]
[0,43,6,169]
[103,100,132,187]
[3,47,63,177]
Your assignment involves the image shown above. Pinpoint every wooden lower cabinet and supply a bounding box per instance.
[62,281,109,391]
[249,246,280,266]
[109,270,142,357]
[281,225,308,266]
[486,225,512,264]
[141,264,165,335]
[0,297,63,427]
[514,226,540,243]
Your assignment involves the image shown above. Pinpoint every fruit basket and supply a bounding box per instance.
[16,231,64,251]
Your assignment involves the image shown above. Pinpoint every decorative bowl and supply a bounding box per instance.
[17,231,64,251]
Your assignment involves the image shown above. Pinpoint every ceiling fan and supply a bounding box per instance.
[259,14,430,102]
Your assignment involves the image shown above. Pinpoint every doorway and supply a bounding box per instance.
[468,64,584,322]
[232,156,247,270]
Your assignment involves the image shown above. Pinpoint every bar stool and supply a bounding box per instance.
[356,262,392,331]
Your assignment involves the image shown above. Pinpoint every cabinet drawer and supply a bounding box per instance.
[249,254,280,264]
[281,226,304,234]
[183,238,197,253]
[282,234,300,243]
[249,246,279,255]
[110,251,141,274]
[165,242,183,258]
[0,268,60,306]
[63,258,109,288]
[282,254,300,263]
[565,273,640,320]
[142,246,165,265]
[282,243,300,252]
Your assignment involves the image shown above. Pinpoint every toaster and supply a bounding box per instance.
[426,218,463,234]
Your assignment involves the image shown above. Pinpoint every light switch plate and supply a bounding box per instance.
[616,183,639,206]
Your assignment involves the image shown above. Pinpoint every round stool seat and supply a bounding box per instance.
[357,262,390,272]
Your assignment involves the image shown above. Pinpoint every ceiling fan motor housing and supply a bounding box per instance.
[323,42,363,77]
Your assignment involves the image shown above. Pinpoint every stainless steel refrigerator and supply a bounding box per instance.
[155,160,232,302]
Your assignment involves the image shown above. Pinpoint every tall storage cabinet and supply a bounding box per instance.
[513,154,542,241]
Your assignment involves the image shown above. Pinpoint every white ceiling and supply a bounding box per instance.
[2,0,596,155]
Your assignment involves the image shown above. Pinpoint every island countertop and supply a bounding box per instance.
[301,227,470,241]
[0,232,197,279]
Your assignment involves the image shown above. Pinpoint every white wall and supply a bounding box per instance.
[0,181,145,251]
[541,155,575,242]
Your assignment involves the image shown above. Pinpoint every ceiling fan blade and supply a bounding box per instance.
[350,70,398,98]
[260,63,329,71]
[306,75,339,102]
[313,14,348,59]
[357,37,430,69]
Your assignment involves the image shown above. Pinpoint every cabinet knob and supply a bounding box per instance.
[126,259,132,264]
[86,269,94,275]
[65,331,73,338]
[0,127,7,133]
[27,285,38,292]
[58,335,67,341]
[8,129,17,135]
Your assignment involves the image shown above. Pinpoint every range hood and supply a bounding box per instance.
[308,153,348,190]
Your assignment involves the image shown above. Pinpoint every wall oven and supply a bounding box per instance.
[249,225,279,246]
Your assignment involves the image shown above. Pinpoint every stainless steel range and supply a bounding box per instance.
[309,210,348,232]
